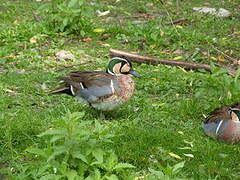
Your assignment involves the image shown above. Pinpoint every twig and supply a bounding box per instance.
[109,49,211,72]
[211,45,237,62]
[56,61,97,72]
[111,14,157,19]
[165,18,188,25]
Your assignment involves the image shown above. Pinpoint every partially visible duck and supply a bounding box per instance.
[203,102,240,144]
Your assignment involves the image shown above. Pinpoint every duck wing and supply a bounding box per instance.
[204,106,231,123]
[50,71,120,103]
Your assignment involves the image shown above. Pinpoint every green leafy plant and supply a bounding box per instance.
[194,65,240,103]
[144,161,186,180]
[8,112,135,179]
[38,0,93,35]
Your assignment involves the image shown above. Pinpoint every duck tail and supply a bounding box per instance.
[49,86,71,95]
[49,77,74,96]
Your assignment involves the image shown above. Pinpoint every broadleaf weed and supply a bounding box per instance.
[7,111,135,179]
[38,0,93,35]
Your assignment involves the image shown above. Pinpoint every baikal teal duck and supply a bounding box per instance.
[50,57,140,115]
[203,102,240,144]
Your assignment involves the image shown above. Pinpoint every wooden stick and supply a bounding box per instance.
[109,49,211,72]
[110,14,157,19]
[165,18,188,25]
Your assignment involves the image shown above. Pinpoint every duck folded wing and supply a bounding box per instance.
[204,106,231,123]
[62,71,121,103]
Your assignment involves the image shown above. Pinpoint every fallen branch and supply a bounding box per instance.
[165,18,188,25]
[109,49,211,72]
[110,14,159,19]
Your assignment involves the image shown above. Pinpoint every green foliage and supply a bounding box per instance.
[145,161,186,180]
[7,112,134,179]
[38,0,93,35]
[194,65,240,104]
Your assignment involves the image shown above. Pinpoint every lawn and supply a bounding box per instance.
[1,0,240,179]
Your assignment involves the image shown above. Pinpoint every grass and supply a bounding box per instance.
[1,0,240,179]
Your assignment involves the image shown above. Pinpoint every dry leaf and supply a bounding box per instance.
[218,153,228,158]
[93,28,105,33]
[41,83,48,90]
[151,77,160,81]
[100,33,111,40]
[152,103,165,107]
[202,114,207,118]
[55,50,75,60]
[146,3,153,7]
[173,56,183,60]
[5,55,16,59]
[96,10,110,17]
[225,50,233,55]
[210,56,217,60]
[4,89,15,93]
[237,60,240,66]
[227,91,232,99]
[168,152,182,159]
[135,176,145,180]
[82,37,92,42]
[176,25,183,29]
[178,67,187,72]
[183,153,194,158]
[173,49,184,54]
[160,50,171,55]
[183,140,194,147]
[177,131,184,135]
[13,20,19,24]
[202,2,211,6]
[133,20,147,24]
[17,69,26,74]
[150,45,156,49]
[166,1,173,5]
[201,51,208,56]
[178,147,192,150]
[217,56,226,62]
[102,43,110,47]
[160,31,164,36]
[40,34,48,37]
[30,36,37,43]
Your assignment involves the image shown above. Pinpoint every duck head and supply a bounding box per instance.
[107,57,140,77]
[230,108,240,122]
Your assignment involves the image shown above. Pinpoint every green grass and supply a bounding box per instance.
[1,0,240,179]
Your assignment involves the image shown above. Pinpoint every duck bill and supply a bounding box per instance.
[129,70,141,78]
